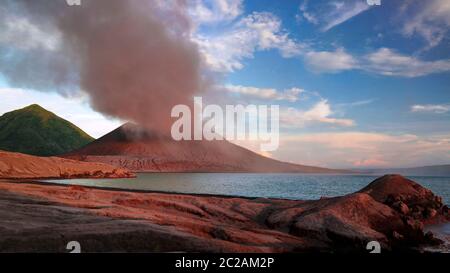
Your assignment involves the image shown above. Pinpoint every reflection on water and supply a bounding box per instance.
[43,173,450,204]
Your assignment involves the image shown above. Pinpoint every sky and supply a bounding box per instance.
[1,0,450,169]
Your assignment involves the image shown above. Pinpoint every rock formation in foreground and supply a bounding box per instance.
[0,150,134,179]
[267,175,449,251]
[64,123,349,173]
[0,174,447,252]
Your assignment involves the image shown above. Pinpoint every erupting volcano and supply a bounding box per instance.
[64,123,347,173]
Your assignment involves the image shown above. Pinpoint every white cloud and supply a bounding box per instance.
[401,0,450,49]
[191,3,450,78]
[224,84,303,102]
[281,100,355,128]
[189,0,243,24]
[220,84,356,129]
[297,0,319,25]
[296,0,371,31]
[322,1,371,31]
[194,12,304,72]
[336,99,376,108]
[304,48,358,73]
[411,104,450,114]
[0,15,61,51]
[304,47,450,77]
[364,48,450,77]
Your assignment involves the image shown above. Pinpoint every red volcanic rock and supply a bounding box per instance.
[359,175,448,224]
[267,194,402,250]
[267,175,448,251]
[0,150,135,179]
[393,201,410,215]
[0,174,447,252]
[359,175,438,204]
[63,123,349,173]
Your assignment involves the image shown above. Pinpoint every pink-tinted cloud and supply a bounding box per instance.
[353,158,389,167]
[268,132,450,168]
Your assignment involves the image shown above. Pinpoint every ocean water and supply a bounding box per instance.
[42,173,450,205]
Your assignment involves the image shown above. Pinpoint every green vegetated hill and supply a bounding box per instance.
[0,104,94,156]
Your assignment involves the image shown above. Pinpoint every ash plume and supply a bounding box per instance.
[0,0,208,134]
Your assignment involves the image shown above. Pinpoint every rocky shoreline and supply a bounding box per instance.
[0,174,448,253]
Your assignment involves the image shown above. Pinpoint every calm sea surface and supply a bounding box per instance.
[42,173,450,205]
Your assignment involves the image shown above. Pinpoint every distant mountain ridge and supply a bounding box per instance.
[357,165,450,177]
[0,104,94,156]
[64,123,349,173]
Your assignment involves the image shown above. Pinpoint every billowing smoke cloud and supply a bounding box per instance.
[0,0,208,133]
